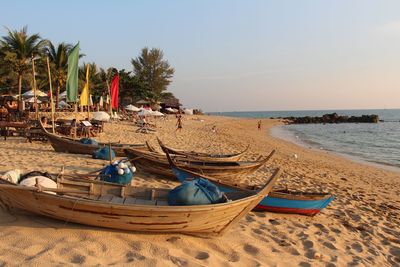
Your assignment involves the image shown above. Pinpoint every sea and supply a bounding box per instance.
[209,109,400,171]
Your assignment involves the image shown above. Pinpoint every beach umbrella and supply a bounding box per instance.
[125,104,140,112]
[90,95,93,106]
[58,100,70,108]
[59,91,67,99]
[152,111,165,117]
[184,109,193,115]
[138,109,153,116]
[99,96,104,107]
[92,111,110,121]
[26,97,42,103]
[22,89,47,97]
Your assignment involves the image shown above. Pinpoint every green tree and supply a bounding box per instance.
[131,47,174,104]
[45,42,73,107]
[0,26,47,107]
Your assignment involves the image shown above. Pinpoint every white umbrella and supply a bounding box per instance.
[125,104,140,112]
[23,89,47,97]
[58,100,69,108]
[92,111,110,121]
[26,97,42,103]
[138,109,153,116]
[99,96,104,107]
[90,95,93,106]
[59,91,67,98]
[183,109,193,115]
[152,111,164,116]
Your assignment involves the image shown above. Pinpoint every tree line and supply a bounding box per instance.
[0,26,176,108]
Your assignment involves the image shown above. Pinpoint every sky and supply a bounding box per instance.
[2,0,400,112]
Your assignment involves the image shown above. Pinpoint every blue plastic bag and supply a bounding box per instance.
[168,178,224,206]
[92,146,115,160]
[80,138,98,146]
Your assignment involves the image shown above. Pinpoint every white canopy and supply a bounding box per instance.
[183,109,193,115]
[125,104,140,112]
[138,109,153,116]
[152,111,165,117]
[92,111,110,121]
[166,107,178,113]
[25,97,42,103]
[58,100,70,108]
[23,89,47,97]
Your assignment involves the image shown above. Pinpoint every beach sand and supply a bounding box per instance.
[0,115,399,266]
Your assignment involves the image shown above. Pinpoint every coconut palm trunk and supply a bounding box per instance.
[17,73,22,110]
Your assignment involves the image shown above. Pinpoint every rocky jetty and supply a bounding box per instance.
[283,113,379,124]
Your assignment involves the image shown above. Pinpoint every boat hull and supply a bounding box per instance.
[172,167,334,216]
[44,131,145,157]
[0,184,265,236]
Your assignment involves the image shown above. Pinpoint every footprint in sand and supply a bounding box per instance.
[323,241,337,250]
[351,242,363,253]
[166,236,181,243]
[299,262,311,267]
[302,240,314,249]
[195,251,209,260]
[71,254,86,264]
[126,251,145,262]
[169,256,188,267]
[313,223,329,234]
[269,219,280,225]
[246,214,256,222]
[252,228,263,235]
[243,244,260,255]
[254,212,266,218]
[228,251,240,262]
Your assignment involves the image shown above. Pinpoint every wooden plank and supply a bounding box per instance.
[156,200,169,206]
[98,195,113,202]
[135,199,157,206]
[110,196,124,204]
[123,197,137,205]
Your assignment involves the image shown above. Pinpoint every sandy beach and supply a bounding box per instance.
[0,115,399,266]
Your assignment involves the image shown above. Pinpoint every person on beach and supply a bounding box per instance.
[257,120,261,130]
[40,116,48,127]
[176,113,182,131]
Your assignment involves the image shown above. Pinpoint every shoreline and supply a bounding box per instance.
[270,124,400,174]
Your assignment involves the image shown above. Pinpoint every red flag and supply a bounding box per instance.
[111,74,119,109]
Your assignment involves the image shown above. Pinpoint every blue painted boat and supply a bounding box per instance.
[171,167,334,216]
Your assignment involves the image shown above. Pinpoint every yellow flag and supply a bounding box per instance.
[79,65,90,106]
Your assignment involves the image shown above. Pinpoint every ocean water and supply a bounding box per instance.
[209,109,400,170]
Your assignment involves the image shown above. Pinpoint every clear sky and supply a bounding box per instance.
[1,0,400,112]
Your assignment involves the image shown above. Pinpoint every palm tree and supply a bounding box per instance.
[45,42,72,107]
[0,26,47,108]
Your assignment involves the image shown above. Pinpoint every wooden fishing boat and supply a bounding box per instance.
[154,138,249,162]
[125,148,275,180]
[40,122,146,156]
[169,158,334,216]
[0,169,280,236]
